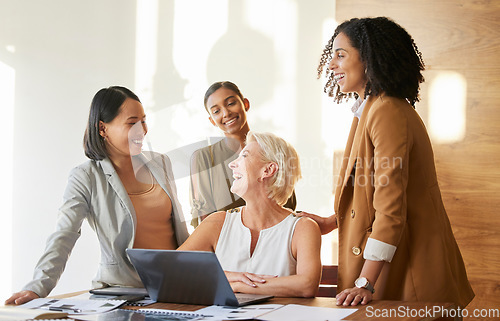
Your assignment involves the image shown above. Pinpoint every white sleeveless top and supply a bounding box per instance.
[215,207,302,276]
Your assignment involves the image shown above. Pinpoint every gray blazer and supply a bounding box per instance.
[22,151,189,297]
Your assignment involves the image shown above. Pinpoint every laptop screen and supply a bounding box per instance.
[126,249,255,306]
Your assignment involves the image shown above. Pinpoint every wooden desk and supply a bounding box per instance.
[54,291,460,321]
[123,296,460,321]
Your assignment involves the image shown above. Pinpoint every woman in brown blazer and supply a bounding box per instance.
[300,17,474,308]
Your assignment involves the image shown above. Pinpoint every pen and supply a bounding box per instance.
[49,306,82,313]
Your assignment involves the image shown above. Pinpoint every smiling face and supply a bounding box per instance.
[228,141,266,199]
[328,32,367,98]
[99,98,147,159]
[206,87,250,136]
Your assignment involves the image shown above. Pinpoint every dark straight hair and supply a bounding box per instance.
[83,86,141,160]
[204,81,244,112]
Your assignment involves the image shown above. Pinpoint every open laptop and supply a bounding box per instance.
[126,249,273,306]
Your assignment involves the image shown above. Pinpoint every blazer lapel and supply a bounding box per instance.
[140,152,172,198]
[334,116,358,212]
[334,96,376,213]
[100,157,137,230]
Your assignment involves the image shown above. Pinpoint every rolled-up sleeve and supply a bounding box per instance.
[364,237,397,262]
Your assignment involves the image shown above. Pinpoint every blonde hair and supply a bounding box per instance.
[246,131,301,206]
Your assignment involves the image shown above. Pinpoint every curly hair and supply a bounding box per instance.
[317,17,425,107]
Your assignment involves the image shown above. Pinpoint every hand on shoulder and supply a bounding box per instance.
[295,212,337,235]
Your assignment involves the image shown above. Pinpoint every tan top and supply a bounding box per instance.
[190,138,244,227]
[130,179,177,250]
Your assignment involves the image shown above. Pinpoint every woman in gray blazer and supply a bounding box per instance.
[6,86,189,305]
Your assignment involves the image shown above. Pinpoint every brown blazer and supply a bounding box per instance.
[334,95,474,308]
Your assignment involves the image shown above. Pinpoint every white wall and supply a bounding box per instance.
[1,0,348,298]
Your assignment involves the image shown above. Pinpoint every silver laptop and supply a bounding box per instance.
[126,249,273,306]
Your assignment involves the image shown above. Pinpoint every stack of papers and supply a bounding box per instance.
[0,305,67,320]
[19,297,126,315]
[4,297,357,321]
[193,304,357,321]
[256,304,357,321]
[166,304,283,321]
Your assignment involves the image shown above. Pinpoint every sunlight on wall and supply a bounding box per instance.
[134,0,230,228]
[321,19,352,156]
[428,71,467,144]
[319,18,349,265]
[0,59,15,298]
[244,0,298,139]
[135,0,159,109]
[173,0,228,103]
[133,0,338,261]
[320,18,357,152]
[4,0,339,297]
[134,0,162,171]
[172,0,230,228]
[167,0,229,149]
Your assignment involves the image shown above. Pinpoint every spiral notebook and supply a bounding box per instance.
[83,308,205,320]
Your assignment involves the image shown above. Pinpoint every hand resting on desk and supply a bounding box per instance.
[5,290,39,305]
[336,287,373,306]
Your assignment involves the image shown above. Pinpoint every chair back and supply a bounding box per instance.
[317,265,338,297]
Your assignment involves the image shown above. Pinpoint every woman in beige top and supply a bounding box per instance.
[189,81,296,227]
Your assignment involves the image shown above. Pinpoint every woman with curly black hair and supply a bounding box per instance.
[300,17,474,307]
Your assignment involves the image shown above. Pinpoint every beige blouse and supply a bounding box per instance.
[130,179,177,250]
[189,138,244,227]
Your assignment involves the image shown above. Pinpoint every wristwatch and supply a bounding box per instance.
[354,277,375,293]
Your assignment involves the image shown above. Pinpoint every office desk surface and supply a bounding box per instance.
[53,291,459,321]
[123,296,459,321]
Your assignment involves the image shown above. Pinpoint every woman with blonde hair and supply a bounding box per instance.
[180,132,321,297]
